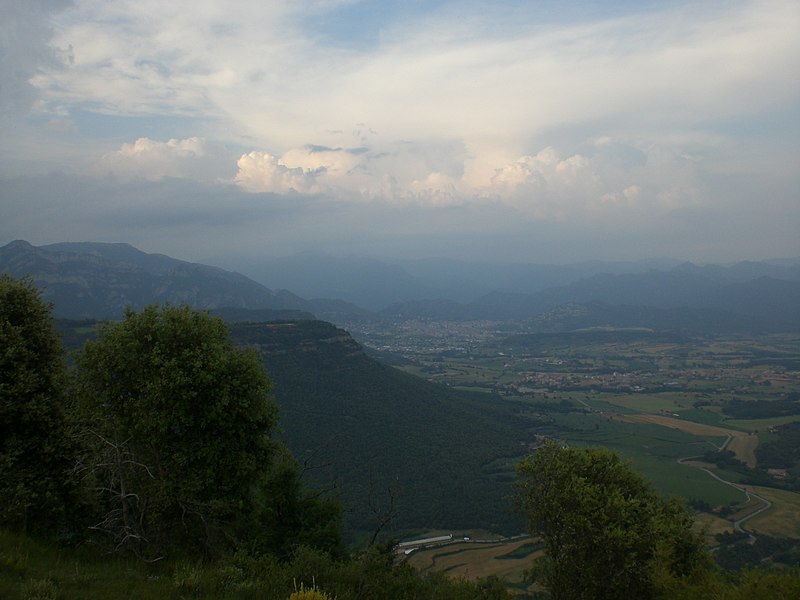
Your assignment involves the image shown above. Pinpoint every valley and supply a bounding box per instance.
[342,319,800,578]
[7,240,800,590]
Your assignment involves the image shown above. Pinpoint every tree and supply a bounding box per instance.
[516,440,707,599]
[72,304,280,557]
[250,445,345,559]
[0,275,76,535]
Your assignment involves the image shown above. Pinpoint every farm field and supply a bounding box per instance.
[367,329,800,547]
[406,537,541,593]
[745,487,800,538]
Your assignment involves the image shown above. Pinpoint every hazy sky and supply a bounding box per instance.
[1,0,798,265]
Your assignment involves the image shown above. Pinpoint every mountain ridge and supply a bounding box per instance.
[0,240,365,321]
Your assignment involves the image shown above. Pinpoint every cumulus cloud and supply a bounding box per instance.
[233,138,475,204]
[481,142,707,221]
[230,135,714,222]
[91,137,231,182]
[407,172,464,207]
[234,151,321,194]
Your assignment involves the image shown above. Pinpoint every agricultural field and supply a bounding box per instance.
[745,487,800,538]
[372,327,800,577]
[405,536,542,594]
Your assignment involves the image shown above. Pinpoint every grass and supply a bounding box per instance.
[676,408,730,428]
[407,538,539,585]
[0,530,174,600]
[723,415,800,431]
[693,513,734,544]
[601,392,695,413]
[0,531,327,600]
[495,542,544,560]
[744,487,800,538]
[549,412,745,506]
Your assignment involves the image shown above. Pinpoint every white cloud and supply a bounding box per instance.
[91,137,229,181]
[31,0,798,150]
[234,151,320,194]
[1,1,798,263]
[233,142,470,204]
[479,141,709,221]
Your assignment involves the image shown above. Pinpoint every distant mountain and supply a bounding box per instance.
[231,252,695,309]
[228,251,799,313]
[395,256,687,299]
[384,262,800,331]
[0,240,364,321]
[5,240,796,330]
[230,251,442,311]
[528,267,800,329]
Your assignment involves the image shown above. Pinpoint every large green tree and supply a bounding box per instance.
[516,441,707,599]
[0,275,76,535]
[72,305,281,557]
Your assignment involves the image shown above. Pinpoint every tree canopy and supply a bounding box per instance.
[72,305,281,556]
[0,275,76,535]
[516,440,707,599]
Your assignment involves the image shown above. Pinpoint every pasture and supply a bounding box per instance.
[406,537,541,591]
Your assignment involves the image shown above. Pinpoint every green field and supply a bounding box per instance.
[724,415,800,431]
[598,392,695,413]
[366,329,800,547]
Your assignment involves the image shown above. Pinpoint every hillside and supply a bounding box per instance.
[55,316,532,538]
[0,240,366,322]
[229,320,531,537]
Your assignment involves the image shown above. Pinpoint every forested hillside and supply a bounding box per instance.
[231,320,531,537]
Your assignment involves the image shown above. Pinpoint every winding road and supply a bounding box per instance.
[678,432,772,540]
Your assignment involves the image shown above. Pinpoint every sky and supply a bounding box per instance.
[1,0,798,266]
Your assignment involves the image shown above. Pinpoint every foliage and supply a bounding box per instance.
[516,440,708,599]
[714,532,800,571]
[756,422,800,470]
[71,305,281,557]
[0,275,77,536]
[230,320,529,537]
[288,580,334,600]
[722,395,800,419]
[0,529,513,599]
[654,564,800,599]
[248,445,345,560]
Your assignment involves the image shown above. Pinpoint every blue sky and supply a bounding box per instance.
[1,0,798,265]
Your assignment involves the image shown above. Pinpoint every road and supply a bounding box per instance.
[677,453,772,539]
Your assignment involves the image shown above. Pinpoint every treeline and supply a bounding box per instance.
[722,394,800,419]
[715,531,800,572]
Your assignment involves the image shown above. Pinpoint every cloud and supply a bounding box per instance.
[234,151,321,194]
[481,141,709,221]
[1,1,798,264]
[91,137,231,181]
[0,0,70,117]
[29,1,798,150]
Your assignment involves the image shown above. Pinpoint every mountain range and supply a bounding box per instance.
[2,240,799,331]
[0,240,366,322]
